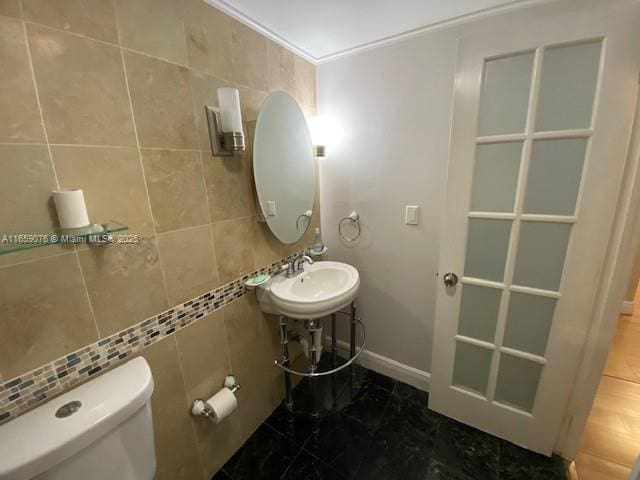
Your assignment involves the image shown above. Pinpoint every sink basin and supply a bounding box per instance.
[257,261,360,319]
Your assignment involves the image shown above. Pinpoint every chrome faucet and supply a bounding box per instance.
[285,253,314,278]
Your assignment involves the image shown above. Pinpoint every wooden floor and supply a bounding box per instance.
[575,289,640,479]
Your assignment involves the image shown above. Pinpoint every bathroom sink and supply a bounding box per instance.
[257,261,360,319]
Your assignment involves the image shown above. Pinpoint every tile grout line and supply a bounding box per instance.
[171,331,207,480]
[277,444,303,480]
[259,420,307,479]
[217,297,245,466]
[0,248,75,270]
[0,216,258,271]
[19,9,103,339]
[18,17,275,95]
[0,3,310,421]
[189,58,221,290]
[0,249,306,424]
[112,6,173,311]
[165,33,225,467]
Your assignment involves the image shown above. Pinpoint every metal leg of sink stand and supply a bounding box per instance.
[348,301,358,395]
[331,313,338,365]
[279,316,293,411]
[308,319,320,418]
[330,313,338,409]
[350,302,357,358]
[309,319,318,373]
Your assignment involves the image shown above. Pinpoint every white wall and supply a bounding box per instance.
[317,30,458,373]
[317,0,636,375]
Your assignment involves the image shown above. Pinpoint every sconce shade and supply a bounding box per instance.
[217,88,244,134]
[309,115,329,147]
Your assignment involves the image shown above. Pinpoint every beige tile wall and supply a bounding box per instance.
[0,1,317,478]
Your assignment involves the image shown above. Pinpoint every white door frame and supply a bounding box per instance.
[557,87,640,459]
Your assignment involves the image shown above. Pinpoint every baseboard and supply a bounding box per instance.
[326,337,431,392]
[622,300,635,315]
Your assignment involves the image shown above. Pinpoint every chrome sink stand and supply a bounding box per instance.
[275,300,365,413]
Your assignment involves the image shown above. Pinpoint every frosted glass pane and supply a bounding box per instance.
[471,142,523,212]
[513,222,571,291]
[478,52,534,136]
[495,354,543,412]
[536,41,602,131]
[452,341,492,395]
[464,219,512,282]
[503,292,557,356]
[458,284,502,342]
[524,139,587,215]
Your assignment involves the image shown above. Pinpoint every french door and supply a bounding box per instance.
[430,5,640,455]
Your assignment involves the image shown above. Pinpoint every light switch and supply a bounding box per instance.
[405,205,419,225]
[267,201,276,216]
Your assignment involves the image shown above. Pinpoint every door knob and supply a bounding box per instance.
[443,272,459,287]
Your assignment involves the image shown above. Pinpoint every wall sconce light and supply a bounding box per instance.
[309,115,331,158]
[206,87,245,156]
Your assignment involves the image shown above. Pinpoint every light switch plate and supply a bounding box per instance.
[267,201,276,216]
[405,205,419,225]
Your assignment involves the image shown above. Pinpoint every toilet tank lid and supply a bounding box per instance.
[0,357,154,480]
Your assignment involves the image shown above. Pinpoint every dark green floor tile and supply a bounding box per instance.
[303,413,374,477]
[499,440,568,480]
[425,461,474,480]
[281,450,346,480]
[433,418,499,480]
[222,424,300,480]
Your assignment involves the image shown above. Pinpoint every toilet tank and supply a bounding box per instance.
[0,357,156,480]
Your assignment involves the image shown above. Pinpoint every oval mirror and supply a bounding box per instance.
[253,91,316,244]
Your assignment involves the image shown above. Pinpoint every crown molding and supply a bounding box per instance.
[205,0,558,65]
[204,0,318,63]
[314,0,557,63]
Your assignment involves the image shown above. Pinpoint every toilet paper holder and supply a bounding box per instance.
[190,375,240,421]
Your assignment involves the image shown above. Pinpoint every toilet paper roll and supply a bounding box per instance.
[205,388,237,424]
[53,189,90,229]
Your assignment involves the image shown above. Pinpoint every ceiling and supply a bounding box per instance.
[207,0,535,63]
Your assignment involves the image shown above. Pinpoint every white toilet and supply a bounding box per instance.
[0,357,156,480]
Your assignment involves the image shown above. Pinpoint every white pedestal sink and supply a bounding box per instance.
[256,261,360,319]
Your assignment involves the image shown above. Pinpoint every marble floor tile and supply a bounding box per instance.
[432,418,499,480]
[281,450,346,480]
[360,369,396,392]
[214,366,567,480]
[302,413,374,477]
[499,440,567,480]
[424,461,474,480]
[211,471,233,480]
[392,381,429,406]
[376,392,441,443]
[340,380,393,430]
[356,413,436,479]
[222,424,300,479]
[266,404,318,446]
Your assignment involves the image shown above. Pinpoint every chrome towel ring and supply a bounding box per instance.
[338,211,361,242]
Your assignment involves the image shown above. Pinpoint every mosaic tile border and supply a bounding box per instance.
[0,250,307,425]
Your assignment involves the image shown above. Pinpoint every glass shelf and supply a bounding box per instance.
[0,221,129,255]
